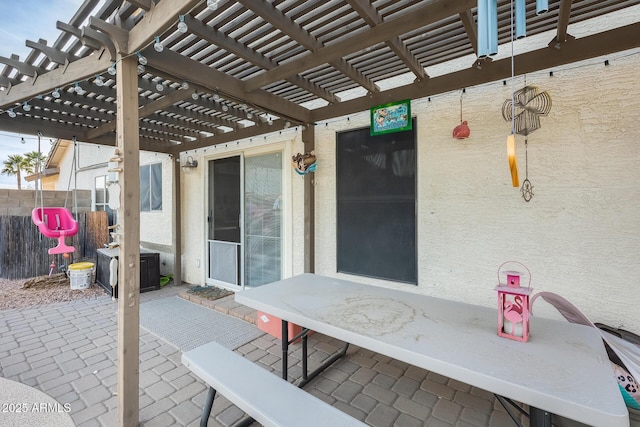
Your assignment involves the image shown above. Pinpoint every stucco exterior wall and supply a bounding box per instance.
[313,52,640,333]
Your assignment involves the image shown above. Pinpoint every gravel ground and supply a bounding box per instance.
[0,275,106,311]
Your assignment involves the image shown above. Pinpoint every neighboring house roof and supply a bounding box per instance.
[24,138,69,182]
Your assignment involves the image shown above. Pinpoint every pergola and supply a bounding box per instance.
[1,0,639,425]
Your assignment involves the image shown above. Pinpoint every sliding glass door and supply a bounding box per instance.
[207,152,282,289]
[244,152,282,288]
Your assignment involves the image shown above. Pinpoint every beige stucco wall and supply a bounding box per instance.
[312,51,640,333]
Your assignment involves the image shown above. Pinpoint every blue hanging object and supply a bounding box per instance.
[477,0,498,57]
[515,0,527,39]
[477,0,489,58]
[487,0,498,56]
[536,0,549,15]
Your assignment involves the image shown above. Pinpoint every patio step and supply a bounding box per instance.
[178,292,257,325]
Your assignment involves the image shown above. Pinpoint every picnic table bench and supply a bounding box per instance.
[182,340,367,427]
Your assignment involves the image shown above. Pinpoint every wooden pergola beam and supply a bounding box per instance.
[183,15,339,104]
[347,0,427,80]
[556,0,574,44]
[244,0,476,92]
[127,0,199,54]
[0,56,37,78]
[238,0,379,94]
[56,21,102,51]
[0,53,112,109]
[310,21,640,122]
[172,119,290,154]
[25,39,71,65]
[459,9,478,55]
[85,87,195,139]
[144,48,311,124]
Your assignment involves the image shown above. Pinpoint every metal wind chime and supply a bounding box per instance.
[502,84,552,201]
[477,0,552,202]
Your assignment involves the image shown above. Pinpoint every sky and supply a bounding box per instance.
[0,0,85,188]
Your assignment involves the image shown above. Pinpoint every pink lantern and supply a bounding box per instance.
[495,262,532,342]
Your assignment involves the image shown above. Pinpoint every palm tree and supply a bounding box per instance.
[1,154,29,190]
[23,151,47,175]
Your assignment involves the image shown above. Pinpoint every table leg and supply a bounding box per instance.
[298,341,349,388]
[530,407,552,427]
[282,319,289,380]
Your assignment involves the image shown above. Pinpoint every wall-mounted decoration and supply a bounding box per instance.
[370,99,411,136]
[502,85,552,202]
[452,90,470,139]
[292,151,317,175]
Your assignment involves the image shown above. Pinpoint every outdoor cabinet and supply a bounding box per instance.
[95,247,160,298]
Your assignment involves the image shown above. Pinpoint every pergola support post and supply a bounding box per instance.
[116,53,141,427]
[302,123,315,273]
[172,156,182,286]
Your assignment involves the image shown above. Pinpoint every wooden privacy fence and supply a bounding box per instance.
[0,211,109,279]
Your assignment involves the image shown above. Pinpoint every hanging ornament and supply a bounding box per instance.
[521,138,534,202]
[452,90,470,139]
[502,83,552,202]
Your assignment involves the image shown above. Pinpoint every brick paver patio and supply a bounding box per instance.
[1,283,636,426]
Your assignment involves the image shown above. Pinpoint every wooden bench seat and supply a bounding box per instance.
[182,341,367,427]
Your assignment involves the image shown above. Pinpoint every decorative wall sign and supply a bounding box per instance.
[292,151,317,175]
[370,99,411,136]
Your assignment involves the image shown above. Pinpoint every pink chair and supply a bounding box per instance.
[31,207,79,254]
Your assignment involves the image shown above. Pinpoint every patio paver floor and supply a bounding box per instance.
[1,283,634,426]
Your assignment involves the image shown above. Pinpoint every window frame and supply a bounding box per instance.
[140,162,163,212]
[335,120,417,284]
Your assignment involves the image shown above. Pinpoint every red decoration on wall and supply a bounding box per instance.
[452,121,470,139]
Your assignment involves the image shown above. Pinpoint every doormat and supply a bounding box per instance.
[185,285,233,301]
[140,297,262,351]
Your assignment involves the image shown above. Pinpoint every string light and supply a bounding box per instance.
[22,102,31,112]
[107,63,117,76]
[153,36,164,53]
[191,92,199,100]
[137,64,146,74]
[222,104,229,112]
[207,0,220,10]
[177,15,188,33]
[136,52,147,66]
[73,82,86,95]
[181,81,189,90]
[156,82,165,92]
[94,74,105,87]
[52,88,61,98]
[7,108,16,118]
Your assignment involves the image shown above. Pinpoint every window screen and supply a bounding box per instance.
[140,163,162,212]
[336,119,417,284]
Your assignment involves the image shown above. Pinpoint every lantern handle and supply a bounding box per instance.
[497,261,531,289]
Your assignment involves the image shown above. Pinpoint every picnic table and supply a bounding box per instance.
[236,273,629,427]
